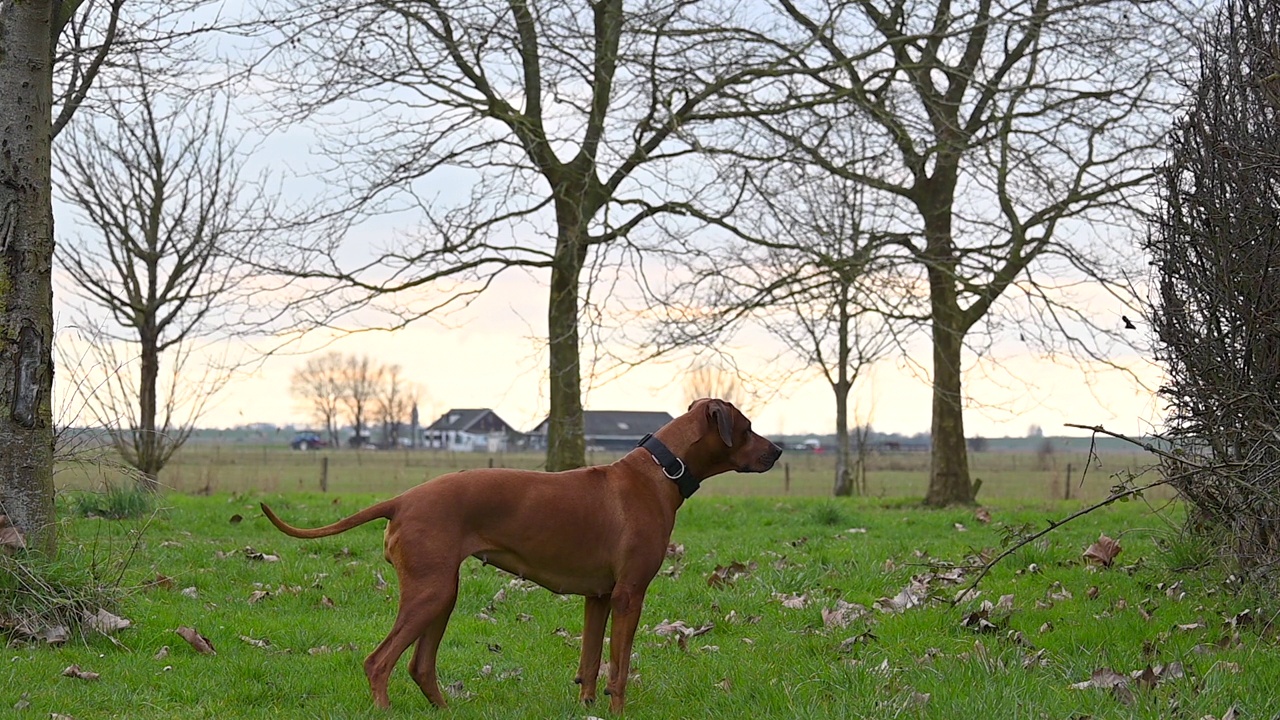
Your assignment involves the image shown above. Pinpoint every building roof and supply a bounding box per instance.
[531,410,675,438]
[425,408,505,433]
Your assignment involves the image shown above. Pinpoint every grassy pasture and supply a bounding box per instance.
[56,444,1163,504]
[5,492,1278,719]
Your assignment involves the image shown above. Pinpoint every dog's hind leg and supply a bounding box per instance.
[364,570,459,709]
[408,589,458,708]
[574,594,610,704]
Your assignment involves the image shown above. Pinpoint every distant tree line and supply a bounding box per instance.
[289,353,419,449]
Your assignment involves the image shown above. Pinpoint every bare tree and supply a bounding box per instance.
[737,0,1194,505]
[342,355,382,446]
[290,352,346,446]
[659,156,899,496]
[256,0,806,471]
[55,53,261,491]
[375,364,414,448]
[682,362,752,412]
[2,0,268,547]
[765,177,896,497]
[1146,0,1280,569]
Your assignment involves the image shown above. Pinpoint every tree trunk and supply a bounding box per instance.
[923,301,974,506]
[545,201,589,472]
[136,334,161,492]
[832,280,854,496]
[0,0,58,553]
[832,380,853,496]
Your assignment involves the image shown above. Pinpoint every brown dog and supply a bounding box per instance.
[261,398,782,713]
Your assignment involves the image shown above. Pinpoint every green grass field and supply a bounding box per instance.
[56,444,1163,504]
[5,490,1277,719]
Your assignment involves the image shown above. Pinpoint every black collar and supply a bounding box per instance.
[637,433,700,498]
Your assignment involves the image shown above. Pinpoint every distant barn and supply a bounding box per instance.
[527,410,675,452]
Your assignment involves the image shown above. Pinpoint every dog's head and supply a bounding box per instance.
[681,398,783,476]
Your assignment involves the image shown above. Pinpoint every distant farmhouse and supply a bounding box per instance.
[423,408,521,452]
[527,410,674,452]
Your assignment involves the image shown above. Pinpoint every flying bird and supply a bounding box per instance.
[1122,316,1137,330]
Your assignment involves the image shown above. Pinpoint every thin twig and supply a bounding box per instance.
[1063,423,1214,470]
[956,423,1246,602]
[951,477,1169,606]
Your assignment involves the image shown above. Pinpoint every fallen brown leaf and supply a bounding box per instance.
[822,599,870,629]
[1022,648,1049,668]
[706,561,757,588]
[974,508,992,524]
[308,642,358,654]
[248,590,271,604]
[666,542,685,558]
[772,592,808,610]
[229,514,243,524]
[960,607,1000,633]
[320,595,335,608]
[1046,581,1073,602]
[0,515,26,554]
[904,690,931,710]
[153,646,169,659]
[239,635,271,648]
[652,619,714,650]
[242,546,280,562]
[1070,667,1128,690]
[444,680,474,699]
[38,624,70,645]
[837,630,878,652]
[876,577,930,613]
[61,665,100,681]
[1083,534,1122,567]
[1226,608,1253,627]
[84,608,131,635]
[175,626,217,655]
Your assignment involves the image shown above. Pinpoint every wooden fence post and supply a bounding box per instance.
[1064,463,1072,501]
[320,456,329,493]
[784,463,791,494]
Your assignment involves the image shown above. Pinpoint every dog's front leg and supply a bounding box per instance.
[604,581,649,714]
[575,595,611,703]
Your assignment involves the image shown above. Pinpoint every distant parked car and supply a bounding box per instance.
[290,432,329,450]
[347,434,378,450]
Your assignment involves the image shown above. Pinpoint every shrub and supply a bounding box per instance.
[1146,0,1280,575]
[69,484,155,520]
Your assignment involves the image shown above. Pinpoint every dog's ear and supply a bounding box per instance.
[708,400,734,447]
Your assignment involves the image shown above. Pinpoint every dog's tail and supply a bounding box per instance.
[260,499,396,539]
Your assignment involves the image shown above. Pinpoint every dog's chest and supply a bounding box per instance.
[473,549,616,597]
